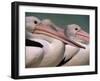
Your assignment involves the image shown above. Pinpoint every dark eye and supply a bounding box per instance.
[34,20,38,24]
[75,28,78,30]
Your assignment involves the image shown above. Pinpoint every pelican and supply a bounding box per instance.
[25,16,44,68]
[62,24,89,66]
[26,17,84,67]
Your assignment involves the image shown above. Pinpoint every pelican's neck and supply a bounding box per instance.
[31,34,65,66]
[31,34,65,54]
[64,44,80,61]
[30,34,57,43]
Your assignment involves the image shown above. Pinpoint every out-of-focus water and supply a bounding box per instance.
[26,12,89,33]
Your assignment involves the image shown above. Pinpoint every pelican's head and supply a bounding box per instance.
[25,16,41,33]
[65,24,89,44]
[41,19,58,31]
[42,19,52,26]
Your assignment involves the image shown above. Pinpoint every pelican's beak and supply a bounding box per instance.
[33,24,85,49]
[76,29,89,43]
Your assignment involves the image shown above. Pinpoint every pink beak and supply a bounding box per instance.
[76,30,89,43]
[33,24,85,49]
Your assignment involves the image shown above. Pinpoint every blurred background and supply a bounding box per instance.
[26,12,89,33]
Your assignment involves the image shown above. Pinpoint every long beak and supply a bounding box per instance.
[33,24,85,49]
[76,30,89,43]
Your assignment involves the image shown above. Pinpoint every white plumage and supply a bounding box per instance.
[62,24,89,66]
[25,16,44,67]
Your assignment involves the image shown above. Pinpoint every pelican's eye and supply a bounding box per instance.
[34,20,38,24]
[75,28,78,31]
